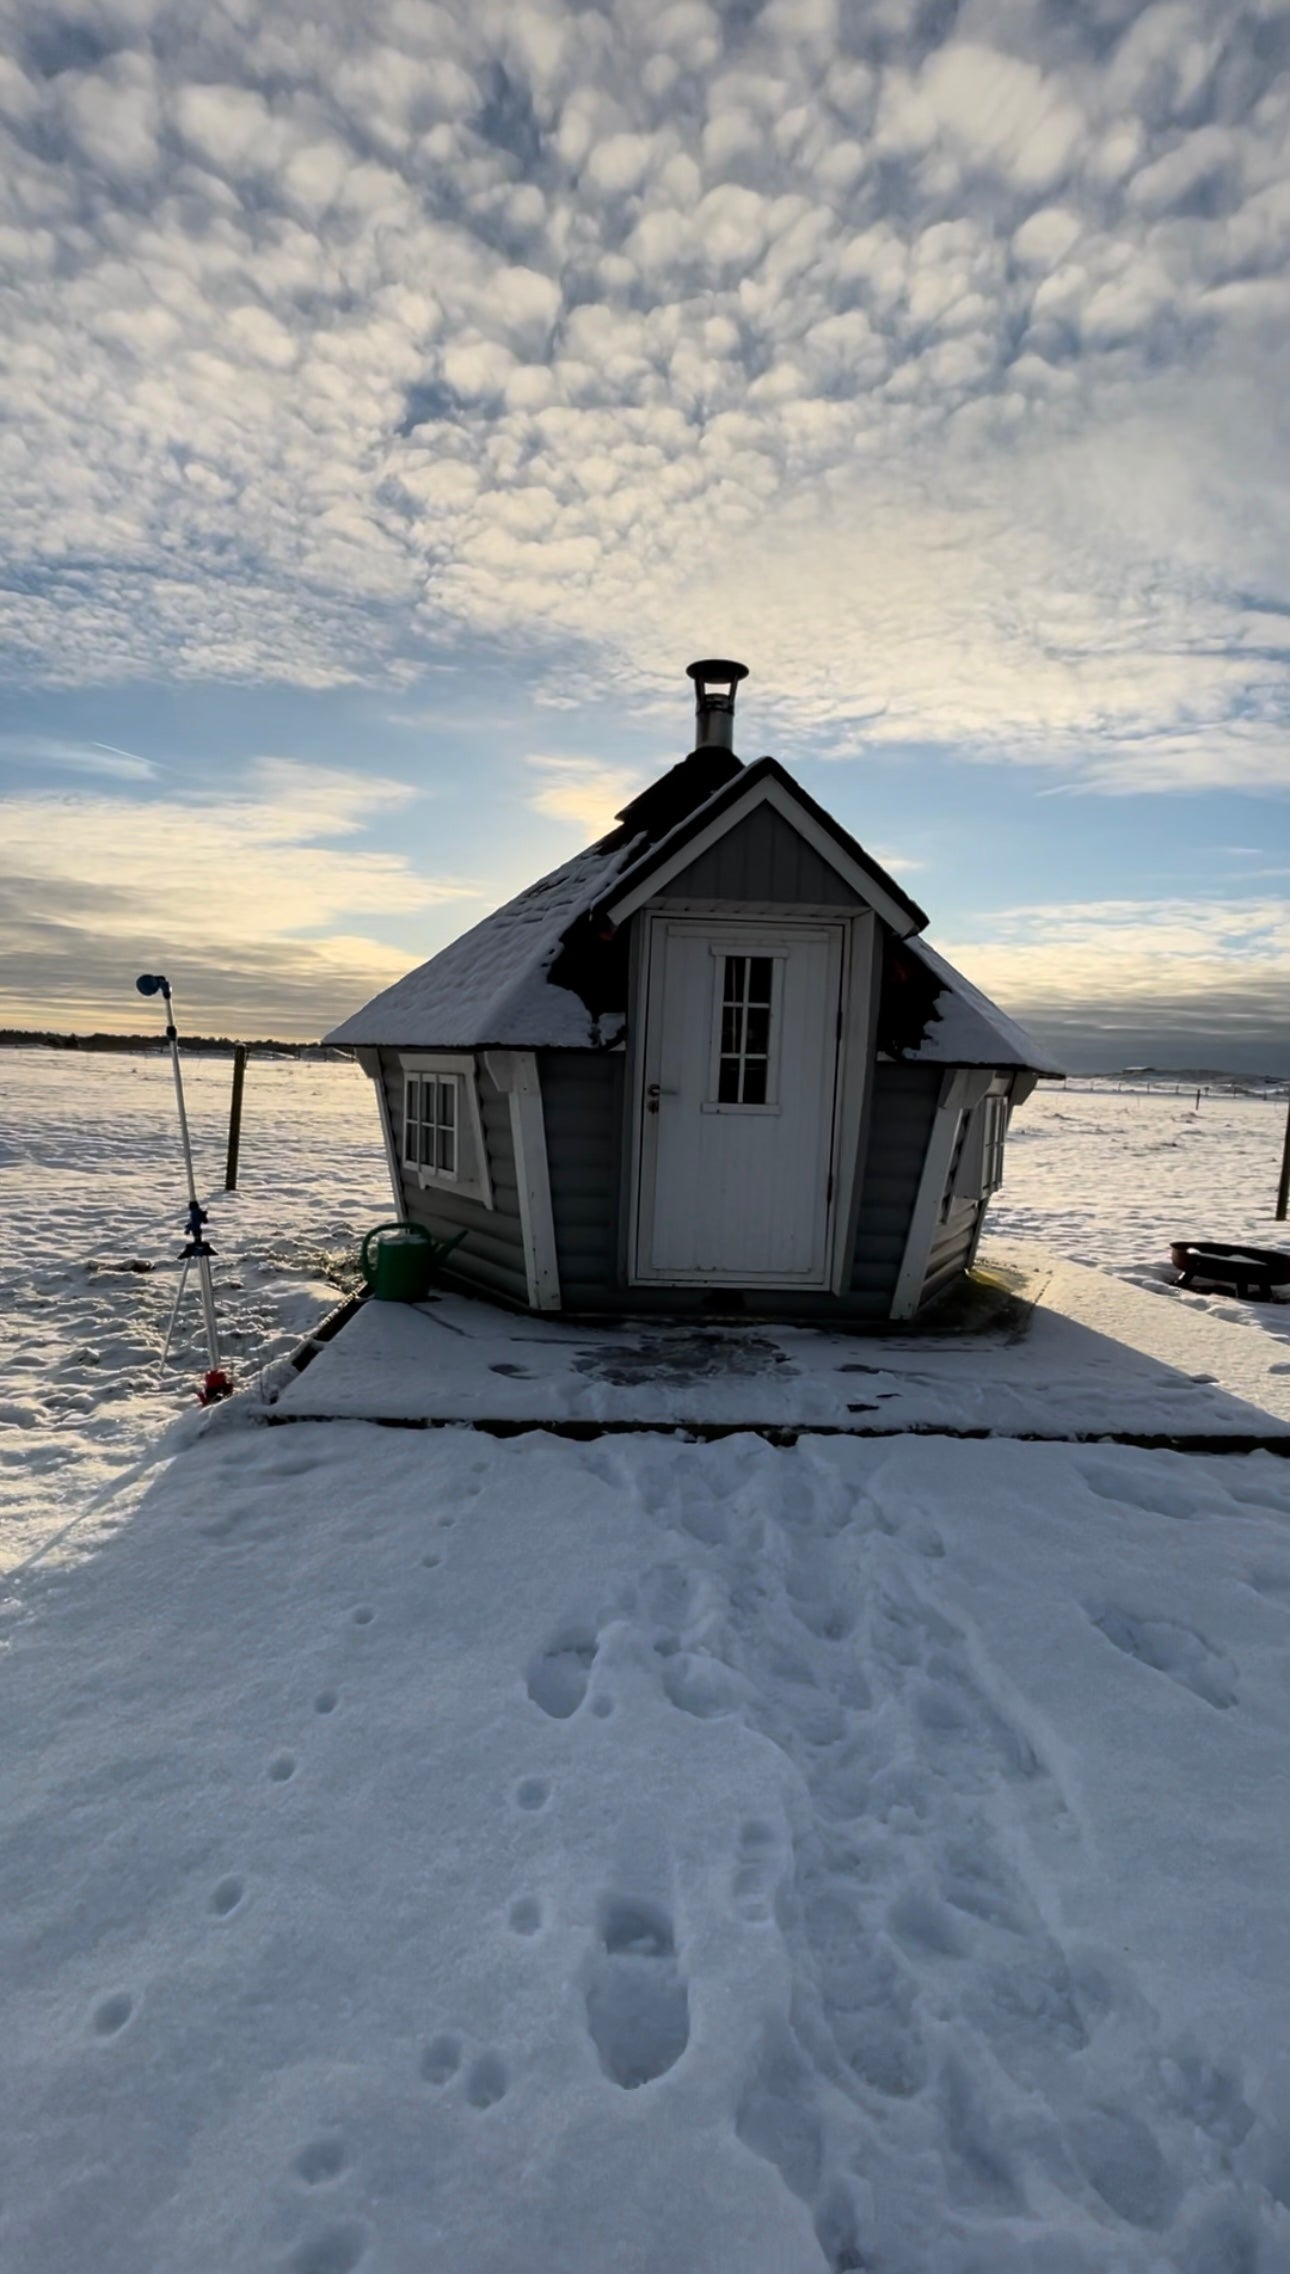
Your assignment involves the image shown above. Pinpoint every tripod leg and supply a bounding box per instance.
[196,1251,222,1374]
[159,1259,191,1375]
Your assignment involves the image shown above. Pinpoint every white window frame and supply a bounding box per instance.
[403,1071,460,1180]
[399,1053,494,1210]
[951,1088,1009,1204]
[703,945,787,1115]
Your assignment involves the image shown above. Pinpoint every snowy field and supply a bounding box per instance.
[4,1054,1290,2272]
[993,1081,1290,1352]
[3,1056,1288,1574]
[0,1048,389,1569]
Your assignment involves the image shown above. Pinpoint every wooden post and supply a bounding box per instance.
[1276,1093,1290,1223]
[225,1045,247,1191]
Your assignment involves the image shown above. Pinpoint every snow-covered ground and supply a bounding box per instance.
[0,1048,388,1569]
[3,1058,1287,1575]
[5,1422,1290,2272]
[992,1082,1290,1358]
[4,1055,1290,2271]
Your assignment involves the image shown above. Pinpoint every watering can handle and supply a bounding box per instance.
[359,1221,416,1290]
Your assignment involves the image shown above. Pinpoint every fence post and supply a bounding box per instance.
[225,1045,248,1191]
[1277,1094,1290,1223]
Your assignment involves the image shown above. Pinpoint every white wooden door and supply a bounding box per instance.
[634,920,843,1284]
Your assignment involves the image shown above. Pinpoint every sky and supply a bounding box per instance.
[1,0,1289,1070]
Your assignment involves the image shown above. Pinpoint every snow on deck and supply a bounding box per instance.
[272,1244,1290,1441]
[4,1421,1290,2271]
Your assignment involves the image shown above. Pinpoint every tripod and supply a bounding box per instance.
[137,974,232,1405]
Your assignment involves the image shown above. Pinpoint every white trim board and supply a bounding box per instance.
[483,1051,561,1311]
[890,1068,993,1321]
[356,1047,404,1214]
[828,912,876,1295]
[604,775,921,939]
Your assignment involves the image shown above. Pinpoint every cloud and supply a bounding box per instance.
[0,761,485,1036]
[524,754,644,835]
[0,734,156,780]
[936,896,1290,1072]
[0,0,1288,790]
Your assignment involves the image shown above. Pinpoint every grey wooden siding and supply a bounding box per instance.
[541,1051,625,1309]
[379,1050,528,1307]
[919,1195,982,1311]
[659,803,862,906]
[850,1062,942,1314]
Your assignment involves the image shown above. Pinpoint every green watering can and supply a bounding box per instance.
[359,1221,467,1303]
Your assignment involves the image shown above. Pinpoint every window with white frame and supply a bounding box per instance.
[397,1054,494,1209]
[711,951,782,1108]
[403,1073,459,1178]
[949,1089,1010,1209]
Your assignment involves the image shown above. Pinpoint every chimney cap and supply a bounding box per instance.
[686,658,748,690]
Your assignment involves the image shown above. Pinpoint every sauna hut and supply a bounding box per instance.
[327,662,1059,1322]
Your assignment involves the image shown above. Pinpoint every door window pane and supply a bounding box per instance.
[717,953,776,1104]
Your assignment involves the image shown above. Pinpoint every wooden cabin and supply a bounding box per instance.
[327,662,1060,1322]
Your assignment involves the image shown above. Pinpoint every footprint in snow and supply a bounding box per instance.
[514,1776,550,1811]
[526,1627,598,1718]
[314,1690,339,1715]
[418,2032,507,2105]
[1078,1462,1200,1523]
[508,1896,542,1936]
[268,1752,297,1782]
[211,1875,245,1918]
[293,2138,346,2187]
[288,2220,370,2274]
[584,1896,690,2089]
[465,2051,509,2108]
[1066,2103,1178,2229]
[91,1991,134,2037]
[735,2018,871,2274]
[420,2033,462,2084]
[1089,1606,1237,1709]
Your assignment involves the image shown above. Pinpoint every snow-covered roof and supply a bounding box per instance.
[325,754,1058,1074]
[325,833,645,1050]
[906,940,1061,1074]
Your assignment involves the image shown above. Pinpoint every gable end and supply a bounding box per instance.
[604,767,923,937]
[656,799,861,907]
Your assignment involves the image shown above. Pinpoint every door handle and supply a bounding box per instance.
[646,1082,678,1114]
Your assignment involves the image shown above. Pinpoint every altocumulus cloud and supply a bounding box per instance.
[0,761,483,1034]
[1,0,1290,790]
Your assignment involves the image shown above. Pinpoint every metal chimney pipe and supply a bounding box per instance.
[687,658,748,751]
